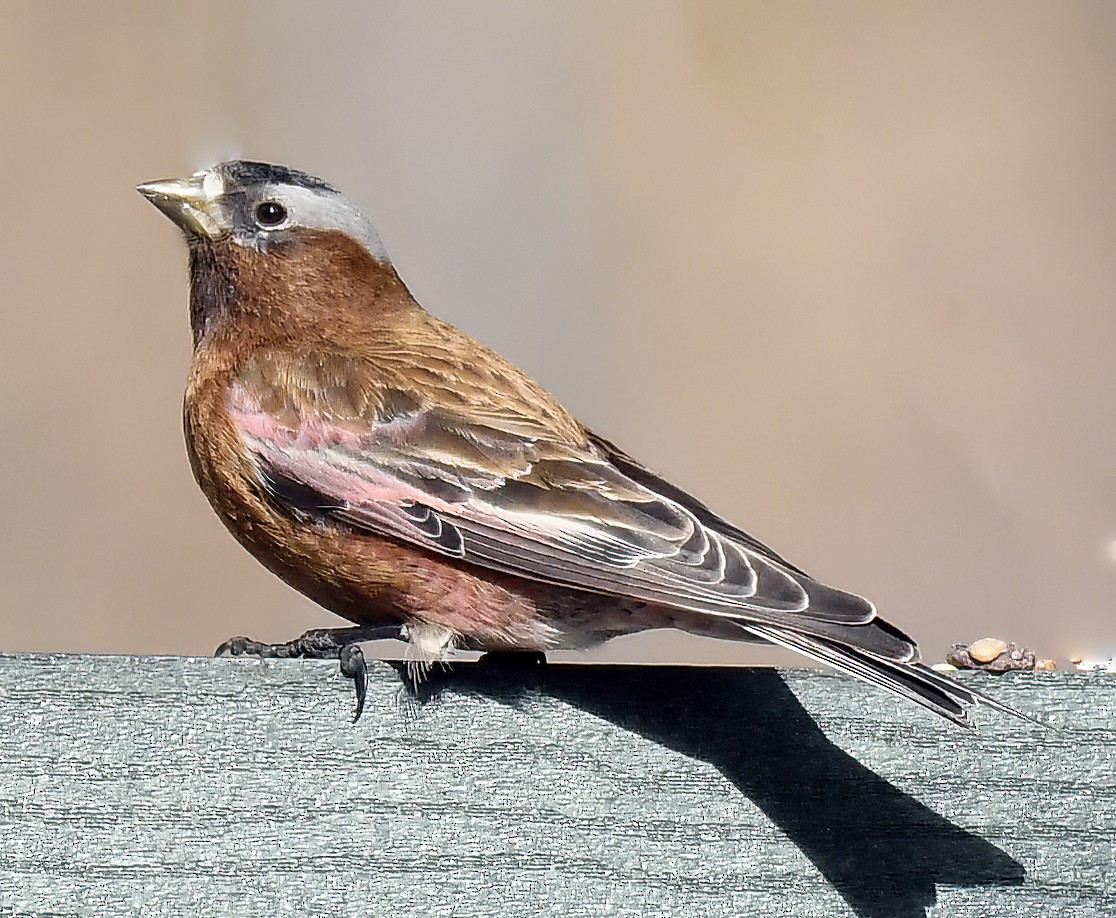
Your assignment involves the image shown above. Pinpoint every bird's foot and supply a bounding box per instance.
[215,625,402,723]
[477,649,548,670]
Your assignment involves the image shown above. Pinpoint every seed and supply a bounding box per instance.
[967,637,1007,663]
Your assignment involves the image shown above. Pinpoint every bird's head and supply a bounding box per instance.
[138,161,405,345]
[137,160,391,264]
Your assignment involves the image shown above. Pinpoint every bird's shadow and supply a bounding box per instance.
[403,656,1024,918]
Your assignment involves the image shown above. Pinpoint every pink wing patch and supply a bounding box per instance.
[228,384,458,521]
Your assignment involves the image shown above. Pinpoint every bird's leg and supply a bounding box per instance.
[215,625,403,722]
[214,626,398,660]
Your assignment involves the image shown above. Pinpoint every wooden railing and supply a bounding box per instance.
[0,653,1111,916]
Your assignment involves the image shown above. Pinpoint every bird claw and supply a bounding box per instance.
[214,635,270,657]
[339,643,368,723]
[213,625,400,723]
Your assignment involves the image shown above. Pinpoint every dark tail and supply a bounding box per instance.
[742,623,1041,729]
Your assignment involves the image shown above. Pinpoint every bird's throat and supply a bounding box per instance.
[187,239,240,348]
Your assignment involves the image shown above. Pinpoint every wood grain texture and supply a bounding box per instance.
[0,653,1112,917]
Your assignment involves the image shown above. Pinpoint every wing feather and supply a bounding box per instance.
[230,349,881,644]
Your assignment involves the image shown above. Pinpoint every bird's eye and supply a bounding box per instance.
[254,201,287,227]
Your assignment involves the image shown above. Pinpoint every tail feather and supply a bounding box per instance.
[742,623,1037,728]
[784,613,919,663]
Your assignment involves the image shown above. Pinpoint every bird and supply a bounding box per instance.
[137,159,1025,727]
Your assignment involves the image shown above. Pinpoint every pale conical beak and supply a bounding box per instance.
[136,173,222,238]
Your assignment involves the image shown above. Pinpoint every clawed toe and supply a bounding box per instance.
[289,629,347,659]
[339,643,368,723]
[214,636,268,657]
[214,629,346,660]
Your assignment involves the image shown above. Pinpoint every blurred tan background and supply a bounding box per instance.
[1,2,1113,666]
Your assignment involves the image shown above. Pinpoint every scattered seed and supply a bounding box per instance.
[968,637,1008,663]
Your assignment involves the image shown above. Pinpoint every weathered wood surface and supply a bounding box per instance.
[0,653,1112,917]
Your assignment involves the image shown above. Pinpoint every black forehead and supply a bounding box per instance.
[217,160,335,193]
